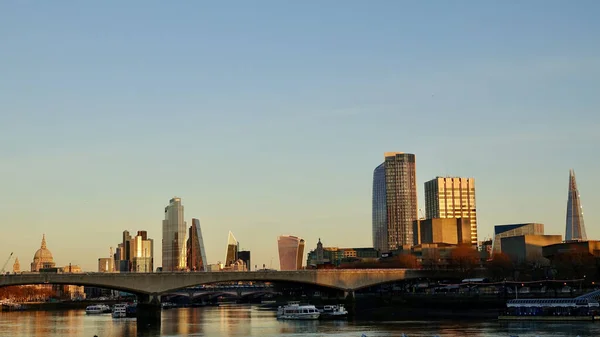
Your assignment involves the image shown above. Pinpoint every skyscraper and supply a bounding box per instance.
[162,197,187,271]
[225,231,239,266]
[277,235,305,270]
[565,169,587,241]
[424,177,478,245]
[187,218,208,271]
[372,163,387,251]
[372,152,418,251]
[131,231,153,272]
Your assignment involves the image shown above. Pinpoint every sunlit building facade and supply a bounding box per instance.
[492,223,545,255]
[424,177,478,245]
[162,197,187,271]
[372,152,418,252]
[277,235,305,270]
[187,218,208,271]
[565,169,587,241]
[225,231,239,267]
[131,231,153,272]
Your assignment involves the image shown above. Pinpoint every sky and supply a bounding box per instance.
[0,1,599,272]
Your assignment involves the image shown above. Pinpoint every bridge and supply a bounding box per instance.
[0,269,469,325]
[0,269,464,296]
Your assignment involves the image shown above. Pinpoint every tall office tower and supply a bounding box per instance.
[277,235,305,270]
[372,152,418,251]
[372,163,387,251]
[238,250,251,271]
[424,177,478,245]
[565,169,587,241]
[162,197,187,271]
[187,218,208,271]
[225,231,239,266]
[131,231,154,272]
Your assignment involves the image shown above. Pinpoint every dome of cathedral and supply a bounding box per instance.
[31,235,55,271]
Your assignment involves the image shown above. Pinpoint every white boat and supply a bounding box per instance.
[277,303,320,320]
[319,304,348,319]
[85,304,110,315]
[112,304,128,318]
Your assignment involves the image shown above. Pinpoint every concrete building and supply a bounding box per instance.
[162,197,187,271]
[543,241,600,259]
[225,231,239,267]
[565,169,587,241]
[372,152,418,251]
[413,218,472,245]
[501,235,563,264]
[277,235,305,270]
[187,218,208,271]
[424,177,477,245]
[492,223,545,255]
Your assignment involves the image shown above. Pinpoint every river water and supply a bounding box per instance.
[1,304,599,337]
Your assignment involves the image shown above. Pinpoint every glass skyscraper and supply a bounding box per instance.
[162,197,187,271]
[187,218,208,271]
[565,169,587,241]
[372,152,418,252]
[225,231,239,267]
[277,235,305,270]
[372,163,387,251]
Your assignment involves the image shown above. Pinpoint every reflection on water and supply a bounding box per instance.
[1,305,600,336]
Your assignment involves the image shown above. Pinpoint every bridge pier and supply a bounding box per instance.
[136,293,161,331]
[344,290,356,318]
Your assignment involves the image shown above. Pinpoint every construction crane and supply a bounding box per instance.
[1,252,13,274]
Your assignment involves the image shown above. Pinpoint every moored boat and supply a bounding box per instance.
[112,304,128,318]
[85,304,110,315]
[277,303,320,320]
[319,304,348,319]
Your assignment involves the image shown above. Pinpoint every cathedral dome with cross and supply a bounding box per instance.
[31,234,56,272]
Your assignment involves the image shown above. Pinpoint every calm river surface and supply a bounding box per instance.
[1,304,599,337]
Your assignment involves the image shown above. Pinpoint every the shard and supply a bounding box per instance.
[565,169,587,241]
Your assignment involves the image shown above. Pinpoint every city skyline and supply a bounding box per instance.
[1,2,599,271]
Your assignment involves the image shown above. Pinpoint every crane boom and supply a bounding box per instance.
[1,252,14,274]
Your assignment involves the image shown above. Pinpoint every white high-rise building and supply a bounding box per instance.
[162,197,187,271]
[424,177,477,245]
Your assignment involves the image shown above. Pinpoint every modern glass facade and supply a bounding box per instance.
[372,163,387,251]
[225,231,239,267]
[187,218,208,271]
[162,197,187,271]
[565,169,587,241]
[277,235,304,270]
[383,152,418,250]
[424,177,478,245]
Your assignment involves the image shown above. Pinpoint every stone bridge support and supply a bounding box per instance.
[136,293,161,329]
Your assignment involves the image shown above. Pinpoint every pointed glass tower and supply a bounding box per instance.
[225,231,239,266]
[565,169,587,241]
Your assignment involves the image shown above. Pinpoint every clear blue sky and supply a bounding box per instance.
[1,1,598,271]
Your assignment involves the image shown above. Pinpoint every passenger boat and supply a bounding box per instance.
[499,298,600,321]
[276,303,320,320]
[112,304,128,318]
[85,304,110,315]
[319,304,348,319]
